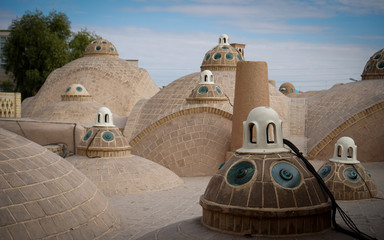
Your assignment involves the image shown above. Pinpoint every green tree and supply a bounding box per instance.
[0,80,14,92]
[69,29,100,61]
[3,10,101,99]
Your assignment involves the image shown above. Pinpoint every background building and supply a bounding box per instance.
[0,30,13,90]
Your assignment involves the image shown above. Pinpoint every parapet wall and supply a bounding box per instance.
[0,92,21,118]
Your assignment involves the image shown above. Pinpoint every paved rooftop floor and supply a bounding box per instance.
[102,161,384,240]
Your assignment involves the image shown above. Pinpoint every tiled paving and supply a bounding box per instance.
[104,161,384,240]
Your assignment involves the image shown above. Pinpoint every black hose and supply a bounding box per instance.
[43,142,68,158]
[72,123,77,155]
[283,138,377,240]
[86,129,100,158]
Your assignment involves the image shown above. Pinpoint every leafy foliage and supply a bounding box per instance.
[3,10,101,99]
[0,80,15,92]
[69,29,100,61]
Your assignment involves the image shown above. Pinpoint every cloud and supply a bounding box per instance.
[220,19,332,35]
[73,23,374,91]
[122,1,333,19]
[0,8,17,29]
[331,0,384,14]
[351,35,384,40]
[121,0,384,36]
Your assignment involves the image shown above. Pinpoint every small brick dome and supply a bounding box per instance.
[186,70,227,103]
[318,136,377,200]
[361,48,384,80]
[77,107,131,157]
[279,82,295,95]
[61,83,92,101]
[84,39,118,57]
[201,34,244,71]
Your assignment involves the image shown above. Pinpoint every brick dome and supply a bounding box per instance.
[84,39,118,57]
[361,48,384,80]
[0,128,119,239]
[200,107,331,236]
[201,34,244,71]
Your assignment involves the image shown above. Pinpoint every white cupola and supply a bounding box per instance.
[329,136,359,164]
[237,106,289,154]
[218,34,230,45]
[199,70,215,84]
[94,107,114,126]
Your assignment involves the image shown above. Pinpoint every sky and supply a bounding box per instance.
[1,0,383,91]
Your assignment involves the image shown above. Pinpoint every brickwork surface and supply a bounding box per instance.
[102,161,384,240]
[66,155,183,197]
[310,103,384,162]
[306,80,384,156]
[31,101,103,125]
[124,70,292,177]
[319,162,377,200]
[201,152,331,236]
[22,55,159,118]
[124,71,290,142]
[0,128,120,239]
[131,112,232,176]
[77,126,131,158]
[123,71,236,141]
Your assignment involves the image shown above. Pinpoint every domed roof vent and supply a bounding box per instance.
[199,69,215,84]
[279,82,295,95]
[61,83,92,101]
[237,106,290,154]
[84,39,119,57]
[200,106,332,236]
[361,48,384,80]
[318,136,377,200]
[94,107,114,126]
[329,136,359,164]
[201,34,244,72]
[77,107,131,158]
[218,34,230,45]
[186,70,227,104]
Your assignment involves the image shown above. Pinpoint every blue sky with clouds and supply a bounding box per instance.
[1,0,383,90]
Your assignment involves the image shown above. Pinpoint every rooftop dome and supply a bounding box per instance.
[279,82,295,95]
[201,34,244,71]
[30,85,118,125]
[0,128,119,239]
[361,48,384,80]
[200,107,331,236]
[186,70,227,103]
[62,83,92,101]
[66,154,183,197]
[318,136,377,200]
[84,39,118,57]
[77,107,131,157]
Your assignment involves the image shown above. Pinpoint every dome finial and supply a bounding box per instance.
[200,70,214,84]
[94,107,114,126]
[219,34,229,45]
[237,106,289,154]
[329,136,360,164]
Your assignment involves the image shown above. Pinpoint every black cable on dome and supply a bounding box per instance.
[283,138,377,240]
[86,129,100,158]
